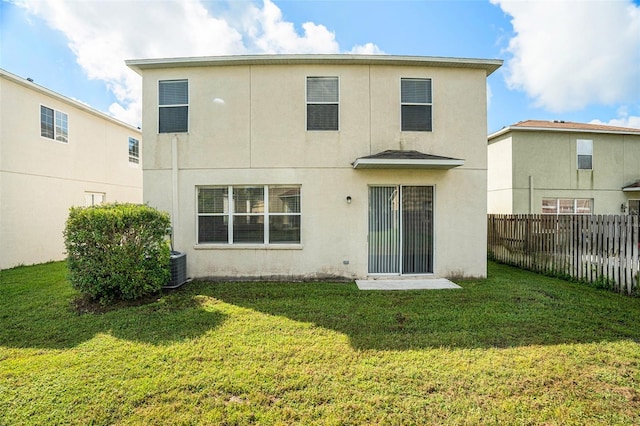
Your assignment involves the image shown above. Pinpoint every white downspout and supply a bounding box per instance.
[171,134,179,250]
[529,175,534,214]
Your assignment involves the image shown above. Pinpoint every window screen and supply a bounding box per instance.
[307,77,338,131]
[159,80,188,133]
[401,78,432,131]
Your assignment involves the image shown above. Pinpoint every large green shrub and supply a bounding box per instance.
[64,203,171,304]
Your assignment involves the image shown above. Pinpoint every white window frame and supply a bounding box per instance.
[128,137,140,165]
[85,192,106,206]
[196,185,301,246]
[400,78,432,132]
[306,76,339,131]
[577,139,593,170]
[40,105,68,143]
[542,198,593,215]
[158,79,189,133]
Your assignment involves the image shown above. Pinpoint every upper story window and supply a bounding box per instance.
[577,139,593,170]
[306,77,339,131]
[40,105,68,143]
[197,185,301,245]
[128,137,140,164]
[159,79,188,133]
[401,78,432,132]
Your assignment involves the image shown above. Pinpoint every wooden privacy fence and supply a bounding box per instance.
[488,214,640,295]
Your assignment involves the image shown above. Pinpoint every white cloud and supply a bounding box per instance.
[242,0,339,53]
[348,43,385,55]
[13,0,381,126]
[590,106,640,129]
[492,0,640,113]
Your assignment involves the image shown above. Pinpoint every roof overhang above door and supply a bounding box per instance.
[622,180,640,192]
[352,150,465,169]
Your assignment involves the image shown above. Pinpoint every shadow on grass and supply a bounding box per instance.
[0,263,226,349]
[2,262,639,351]
[197,262,640,350]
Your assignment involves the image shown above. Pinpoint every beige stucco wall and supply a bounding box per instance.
[487,135,513,214]
[488,129,640,215]
[0,71,142,269]
[139,60,490,279]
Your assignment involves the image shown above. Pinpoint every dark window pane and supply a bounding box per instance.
[159,106,188,133]
[233,216,264,243]
[198,216,228,243]
[159,80,188,105]
[401,105,432,131]
[269,187,300,213]
[269,215,301,243]
[41,106,54,139]
[129,137,139,163]
[307,104,338,130]
[577,155,592,170]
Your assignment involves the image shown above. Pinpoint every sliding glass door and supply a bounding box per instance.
[368,186,434,274]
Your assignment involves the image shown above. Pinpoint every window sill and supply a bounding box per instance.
[194,244,303,250]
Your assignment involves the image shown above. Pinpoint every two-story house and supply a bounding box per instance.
[0,69,143,269]
[488,120,640,216]
[127,55,502,280]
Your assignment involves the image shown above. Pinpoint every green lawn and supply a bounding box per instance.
[1,261,639,425]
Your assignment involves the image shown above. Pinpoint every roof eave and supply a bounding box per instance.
[126,54,503,76]
[489,125,640,140]
[352,158,465,169]
[0,68,141,131]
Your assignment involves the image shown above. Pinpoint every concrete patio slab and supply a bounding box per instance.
[355,278,461,290]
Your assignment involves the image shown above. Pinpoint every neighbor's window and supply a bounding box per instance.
[542,198,593,214]
[306,76,339,131]
[629,200,640,216]
[577,139,593,170]
[85,192,106,206]
[159,79,188,133]
[128,137,140,164]
[41,105,68,143]
[401,78,432,131]
[197,185,301,244]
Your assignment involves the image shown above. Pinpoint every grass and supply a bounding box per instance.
[1,261,639,425]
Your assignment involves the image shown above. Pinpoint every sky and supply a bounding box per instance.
[1,0,639,133]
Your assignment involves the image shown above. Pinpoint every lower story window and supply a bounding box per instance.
[542,198,593,214]
[197,185,301,244]
[85,192,106,206]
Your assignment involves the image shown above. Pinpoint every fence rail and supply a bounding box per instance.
[488,214,639,295]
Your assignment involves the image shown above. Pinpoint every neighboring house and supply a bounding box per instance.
[0,69,142,270]
[126,54,502,280]
[488,120,640,217]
